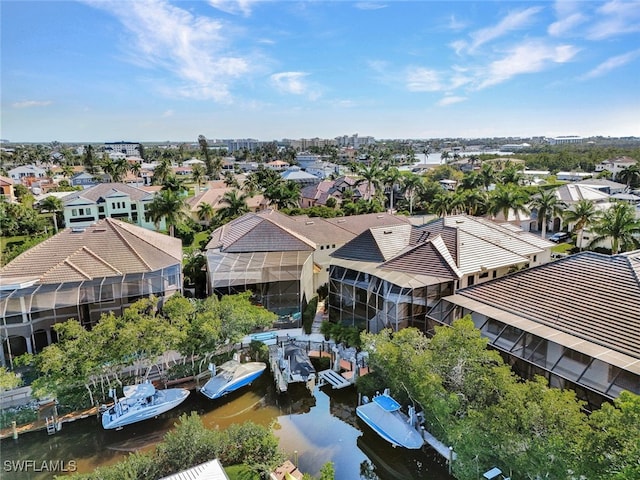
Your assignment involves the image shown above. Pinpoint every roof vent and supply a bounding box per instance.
[377,215,384,218]
[305,221,314,225]
[337,219,346,223]
[383,230,393,234]
[71,227,85,233]
[93,228,107,233]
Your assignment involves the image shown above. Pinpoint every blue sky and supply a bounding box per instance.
[2,0,639,142]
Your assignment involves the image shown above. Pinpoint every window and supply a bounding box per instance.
[467,275,475,286]
[72,208,77,216]
[320,246,324,250]
[492,271,497,278]
[479,271,489,279]
[533,255,537,262]
[564,348,590,365]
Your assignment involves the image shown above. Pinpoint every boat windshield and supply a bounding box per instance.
[373,394,401,412]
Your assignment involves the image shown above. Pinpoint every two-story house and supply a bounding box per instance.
[62,183,164,231]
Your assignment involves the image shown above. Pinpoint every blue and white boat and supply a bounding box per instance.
[101,382,190,430]
[200,360,267,400]
[356,389,424,449]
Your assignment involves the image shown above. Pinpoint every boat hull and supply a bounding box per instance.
[356,400,424,449]
[102,388,190,430]
[200,362,267,400]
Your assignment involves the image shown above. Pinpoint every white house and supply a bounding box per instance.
[8,165,47,184]
[62,182,164,231]
[594,156,637,177]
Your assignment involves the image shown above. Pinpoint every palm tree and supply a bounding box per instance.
[355,160,384,203]
[112,158,129,183]
[488,185,530,221]
[38,196,63,233]
[191,164,206,193]
[147,189,188,237]
[162,174,187,194]
[500,164,525,185]
[196,202,215,225]
[563,199,598,251]
[223,171,240,189]
[61,164,75,180]
[401,173,423,215]
[530,189,567,238]
[461,189,488,216]
[265,180,300,210]
[383,167,402,213]
[588,202,640,254]
[440,151,450,163]
[458,171,483,191]
[152,159,172,186]
[478,163,496,191]
[129,162,142,185]
[430,192,454,217]
[616,163,640,189]
[218,190,250,221]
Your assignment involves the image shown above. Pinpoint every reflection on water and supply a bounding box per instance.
[1,373,453,480]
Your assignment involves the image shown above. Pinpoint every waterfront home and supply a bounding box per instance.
[0,219,182,368]
[62,182,164,231]
[427,250,640,408]
[204,210,409,318]
[187,183,267,224]
[329,214,553,332]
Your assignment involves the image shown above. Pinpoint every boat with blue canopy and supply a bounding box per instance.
[356,389,424,449]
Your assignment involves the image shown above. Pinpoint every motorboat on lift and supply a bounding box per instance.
[101,382,190,430]
[279,342,316,384]
[200,360,267,400]
[356,389,424,449]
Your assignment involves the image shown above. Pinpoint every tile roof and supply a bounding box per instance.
[205,210,410,252]
[0,219,182,285]
[62,182,154,204]
[380,234,462,280]
[333,225,410,263]
[555,184,610,203]
[455,252,640,359]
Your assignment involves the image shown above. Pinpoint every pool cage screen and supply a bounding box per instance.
[206,250,314,317]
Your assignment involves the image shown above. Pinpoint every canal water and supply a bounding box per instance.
[1,373,453,480]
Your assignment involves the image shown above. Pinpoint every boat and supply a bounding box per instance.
[101,382,190,430]
[199,360,267,400]
[356,389,424,449]
[279,342,316,383]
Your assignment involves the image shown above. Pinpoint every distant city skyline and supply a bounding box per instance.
[2,1,639,143]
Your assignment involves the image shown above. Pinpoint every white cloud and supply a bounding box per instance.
[354,2,387,10]
[83,0,251,102]
[588,0,640,39]
[479,40,579,89]
[468,7,543,51]
[270,71,311,95]
[406,67,443,92]
[447,15,467,32]
[162,109,174,118]
[548,12,587,37]
[208,0,257,17]
[437,96,467,106]
[12,100,52,108]
[582,49,640,79]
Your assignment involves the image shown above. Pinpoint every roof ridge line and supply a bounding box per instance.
[106,219,153,269]
[79,245,123,275]
[62,258,94,280]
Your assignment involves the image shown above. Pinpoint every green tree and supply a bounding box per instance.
[563,199,598,251]
[616,162,640,188]
[0,366,22,392]
[191,163,206,193]
[196,202,215,225]
[37,195,64,233]
[147,189,189,237]
[488,185,530,221]
[530,188,566,238]
[383,167,402,213]
[355,160,384,202]
[579,391,640,479]
[218,189,250,221]
[589,201,640,254]
[401,173,423,215]
[152,158,172,186]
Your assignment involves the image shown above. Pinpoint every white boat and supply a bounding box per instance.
[101,382,190,430]
[200,360,267,400]
[356,389,424,449]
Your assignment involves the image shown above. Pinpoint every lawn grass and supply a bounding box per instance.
[552,242,574,254]
[224,464,260,480]
[0,235,29,250]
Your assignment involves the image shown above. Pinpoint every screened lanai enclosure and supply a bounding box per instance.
[328,261,455,333]
[0,265,181,368]
[206,250,315,320]
[427,297,640,409]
